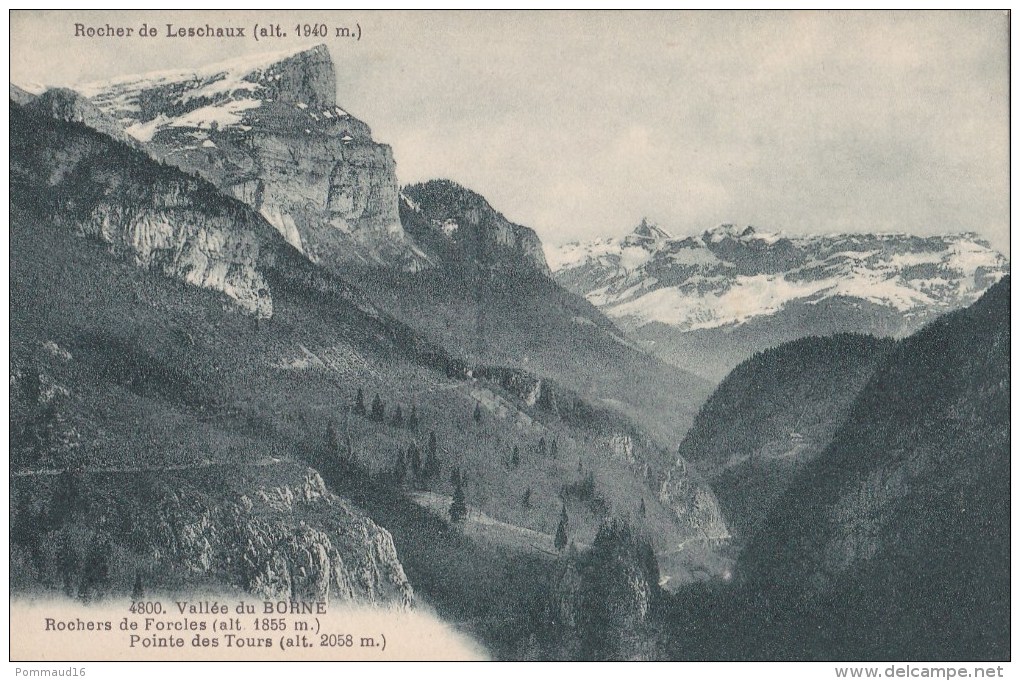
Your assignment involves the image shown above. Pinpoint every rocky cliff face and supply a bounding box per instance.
[658,458,730,543]
[11,101,278,318]
[528,522,662,660]
[76,45,421,270]
[400,180,551,274]
[10,464,414,606]
[81,195,274,318]
[549,220,1009,380]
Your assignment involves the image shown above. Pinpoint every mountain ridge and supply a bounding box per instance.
[550,220,1008,380]
[400,179,551,275]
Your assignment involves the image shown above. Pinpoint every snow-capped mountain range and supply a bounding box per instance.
[549,220,1008,380]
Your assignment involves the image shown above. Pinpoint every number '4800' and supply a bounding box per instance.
[130,601,163,614]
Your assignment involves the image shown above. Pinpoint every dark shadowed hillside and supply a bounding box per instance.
[661,278,1010,661]
[742,276,1010,659]
[675,334,896,541]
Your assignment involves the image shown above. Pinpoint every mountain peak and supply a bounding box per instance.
[631,218,672,241]
[400,179,551,274]
[78,43,333,97]
[703,223,760,242]
[77,43,338,133]
[73,44,423,271]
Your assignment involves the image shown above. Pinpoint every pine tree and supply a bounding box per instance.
[423,431,440,480]
[408,405,420,431]
[473,402,483,423]
[354,387,367,416]
[511,445,521,468]
[450,475,467,524]
[132,573,145,600]
[537,384,556,412]
[392,405,404,427]
[344,433,356,467]
[555,504,569,551]
[410,443,423,482]
[327,421,356,467]
[538,437,547,457]
[522,487,532,510]
[57,542,78,597]
[370,394,385,422]
[326,420,342,454]
[550,438,558,459]
[392,450,407,486]
[639,498,646,518]
[48,470,85,529]
[78,539,111,603]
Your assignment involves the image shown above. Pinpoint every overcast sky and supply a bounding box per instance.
[11,10,1010,252]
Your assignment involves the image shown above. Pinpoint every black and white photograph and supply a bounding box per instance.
[6,9,1011,667]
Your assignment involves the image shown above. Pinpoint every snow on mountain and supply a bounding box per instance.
[550,222,1008,333]
[74,44,333,138]
[549,221,1008,380]
[73,44,423,272]
[74,44,352,145]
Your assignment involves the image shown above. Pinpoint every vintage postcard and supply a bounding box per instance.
[7,9,1010,668]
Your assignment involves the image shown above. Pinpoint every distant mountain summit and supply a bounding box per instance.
[625,218,672,245]
[549,222,1009,380]
[72,44,421,270]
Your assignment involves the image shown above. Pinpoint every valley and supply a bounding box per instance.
[8,39,1010,662]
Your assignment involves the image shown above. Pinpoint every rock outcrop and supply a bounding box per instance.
[78,196,275,318]
[11,100,278,318]
[77,44,422,270]
[10,464,414,606]
[529,521,662,660]
[400,179,551,274]
[658,458,730,544]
